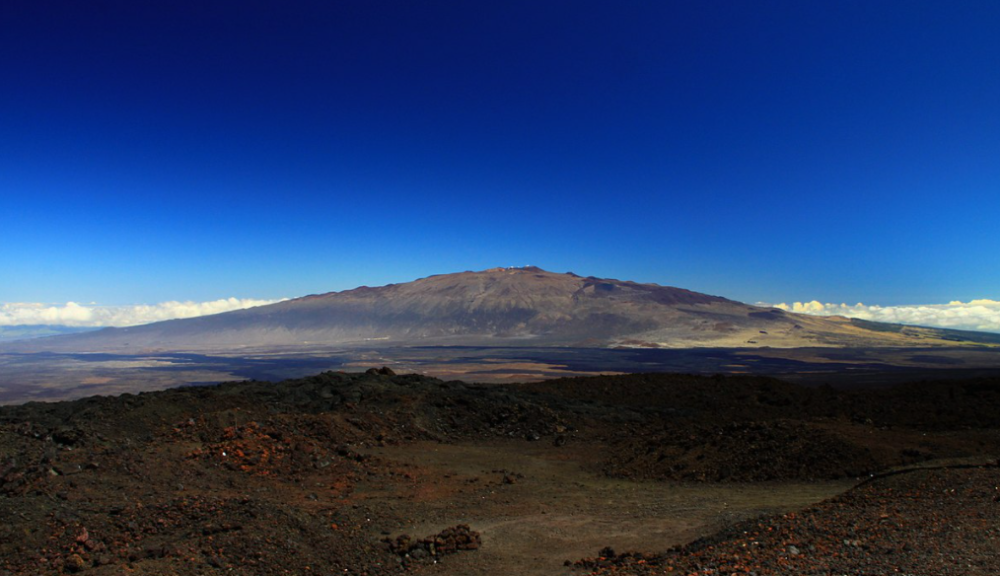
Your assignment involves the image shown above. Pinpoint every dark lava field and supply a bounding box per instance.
[2,369,999,575]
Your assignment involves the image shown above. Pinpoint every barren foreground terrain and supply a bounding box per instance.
[2,370,999,574]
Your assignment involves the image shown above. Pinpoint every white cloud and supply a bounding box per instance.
[769,299,1000,333]
[0,298,286,328]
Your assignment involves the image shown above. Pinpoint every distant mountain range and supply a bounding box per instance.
[0,325,97,343]
[7,267,1000,353]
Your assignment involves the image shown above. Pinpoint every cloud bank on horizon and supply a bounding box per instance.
[0,298,285,328]
[771,299,1000,333]
[2,297,999,334]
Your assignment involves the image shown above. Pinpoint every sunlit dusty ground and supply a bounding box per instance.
[360,441,855,576]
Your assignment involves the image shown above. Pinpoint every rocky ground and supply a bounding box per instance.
[573,465,1000,575]
[1,369,999,574]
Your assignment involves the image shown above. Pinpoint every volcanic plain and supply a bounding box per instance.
[2,369,999,575]
[4,267,1000,573]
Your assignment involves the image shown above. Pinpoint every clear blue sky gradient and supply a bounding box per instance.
[2,1,998,306]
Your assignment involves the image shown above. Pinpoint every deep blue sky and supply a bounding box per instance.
[2,1,998,306]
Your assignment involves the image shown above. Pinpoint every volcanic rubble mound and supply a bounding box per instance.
[605,419,882,482]
[574,465,1000,575]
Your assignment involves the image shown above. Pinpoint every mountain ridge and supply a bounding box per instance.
[5,267,996,353]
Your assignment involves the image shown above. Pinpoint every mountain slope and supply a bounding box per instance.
[8,267,995,353]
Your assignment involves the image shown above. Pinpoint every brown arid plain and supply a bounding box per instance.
[2,369,1000,575]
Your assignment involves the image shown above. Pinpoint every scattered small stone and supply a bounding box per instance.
[206,554,224,568]
[63,554,86,573]
[384,524,481,566]
[366,366,397,376]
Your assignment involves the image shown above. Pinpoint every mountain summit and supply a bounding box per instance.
[11,267,994,352]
